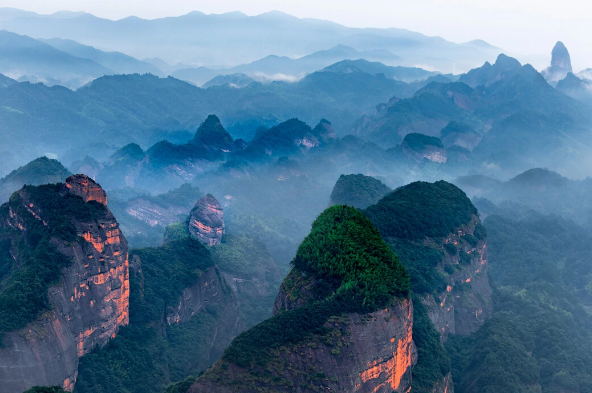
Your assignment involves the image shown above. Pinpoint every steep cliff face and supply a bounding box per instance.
[189,194,225,246]
[0,175,129,393]
[189,206,415,393]
[365,181,492,341]
[421,216,491,340]
[365,181,492,393]
[74,237,243,393]
[542,41,573,84]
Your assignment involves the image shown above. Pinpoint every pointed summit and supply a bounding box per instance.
[542,41,573,84]
[192,115,234,152]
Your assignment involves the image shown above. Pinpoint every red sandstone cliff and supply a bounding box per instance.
[0,175,129,392]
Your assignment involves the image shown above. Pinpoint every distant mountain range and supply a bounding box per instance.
[0,7,502,73]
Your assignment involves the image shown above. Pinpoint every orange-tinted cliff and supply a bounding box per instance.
[0,175,129,393]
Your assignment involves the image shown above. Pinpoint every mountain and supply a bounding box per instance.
[355,53,592,176]
[322,59,439,82]
[0,64,423,170]
[0,175,129,392]
[400,133,447,163]
[0,72,15,87]
[328,173,391,209]
[556,72,592,103]
[202,73,255,88]
[447,200,592,392]
[0,156,72,203]
[541,41,573,84]
[0,8,501,73]
[189,205,414,393]
[454,167,592,226]
[40,37,164,76]
[173,46,431,87]
[364,180,491,391]
[0,30,112,88]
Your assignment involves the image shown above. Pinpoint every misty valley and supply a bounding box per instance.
[1,5,592,393]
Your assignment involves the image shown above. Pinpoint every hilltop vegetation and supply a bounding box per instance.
[220,205,410,369]
[329,174,391,209]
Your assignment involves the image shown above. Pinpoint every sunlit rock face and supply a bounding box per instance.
[63,174,108,205]
[542,41,573,84]
[0,175,129,393]
[188,194,225,246]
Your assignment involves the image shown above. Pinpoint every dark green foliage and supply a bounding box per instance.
[365,180,477,240]
[411,296,451,393]
[163,222,190,243]
[0,184,106,339]
[163,375,199,393]
[444,242,458,255]
[129,238,213,324]
[402,133,444,151]
[293,205,410,307]
[386,239,446,295]
[447,316,540,393]
[211,234,280,328]
[329,174,391,209]
[448,211,592,393]
[76,237,228,393]
[222,205,410,368]
[24,387,67,393]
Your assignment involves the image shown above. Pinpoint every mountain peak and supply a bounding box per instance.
[541,41,573,83]
[193,114,234,151]
[551,41,572,71]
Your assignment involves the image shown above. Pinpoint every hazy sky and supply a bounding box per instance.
[5,0,592,70]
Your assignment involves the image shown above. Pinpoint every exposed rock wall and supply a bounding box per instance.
[189,299,417,393]
[188,194,225,246]
[0,175,129,392]
[421,215,492,341]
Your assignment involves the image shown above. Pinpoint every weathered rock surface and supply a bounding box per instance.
[542,41,573,84]
[0,175,129,392]
[189,194,225,246]
[189,298,417,393]
[125,198,187,228]
[421,215,492,341]
[63,173,108,205]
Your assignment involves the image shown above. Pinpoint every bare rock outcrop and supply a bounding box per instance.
[0,175,128,392]
[542,41,573,84]
[188,194,225,246]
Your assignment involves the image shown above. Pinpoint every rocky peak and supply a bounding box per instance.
[0,181,129,392]
[312,119,337,142]
[192,114,234,151]
[542,41,573,84]
[551,41,572,72]
[189,206,415,393]
[188,194,225,246]
[62,174,108,205]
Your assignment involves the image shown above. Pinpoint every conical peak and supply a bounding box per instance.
[551,41,572,72]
